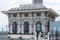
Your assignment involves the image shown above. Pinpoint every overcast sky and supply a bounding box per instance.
[0,0,60,31]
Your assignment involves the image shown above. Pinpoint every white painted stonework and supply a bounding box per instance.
[2,0,58,40]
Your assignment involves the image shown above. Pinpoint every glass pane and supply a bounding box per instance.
[36,21,42,32]
[24,22,29,34]
[13,14,17,17]
[24,13,28,17]
[37,24,40,27]
[37,28,40,30]
[12,22,17,34]
[36,13,41,16]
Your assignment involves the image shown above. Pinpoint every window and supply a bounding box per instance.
[36,24,40,30]
[36,21,42,33]
[13,14,17,17]
[8,14,11,18]
[24,13,28,17]
[24,22,29,34]
[36,13,41,16]
[12,22,17,34]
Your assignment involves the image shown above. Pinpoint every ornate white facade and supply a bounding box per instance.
[2,0,58,40]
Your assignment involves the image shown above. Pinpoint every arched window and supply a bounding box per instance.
[36,21,42,33]
[12,22,17,34]
[24,22,29,34]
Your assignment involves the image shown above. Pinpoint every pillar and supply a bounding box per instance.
[32,25,34,34]
[20,25,22,34]
[35,35,37,40]
[42,25,45,33]
[10,25,12,34]
[34,25,36,34]
[8,25,10,34]
[38,32,41,40]
[17,25,20,34]
[29,25,32,34]
[22,25,24,34]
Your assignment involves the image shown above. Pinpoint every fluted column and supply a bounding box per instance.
[10,25,12,34]
[17,25,20,34]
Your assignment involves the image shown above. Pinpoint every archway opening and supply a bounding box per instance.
[12,22,17,34]
[36,21,42,33]
[24,22,29,34]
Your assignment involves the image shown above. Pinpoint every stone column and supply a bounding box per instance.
[35,35,37,40]
[8,25,10,34]
[42,25,45,33]
[38,35,40,40]
[38,32,41,40]
[10,25,12,34]
[17,25,20,34]
[29,25,32,34]
[20,25,21,34]
[32,25,34,34]
[22,25,24,34]
[34,25,36,34]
